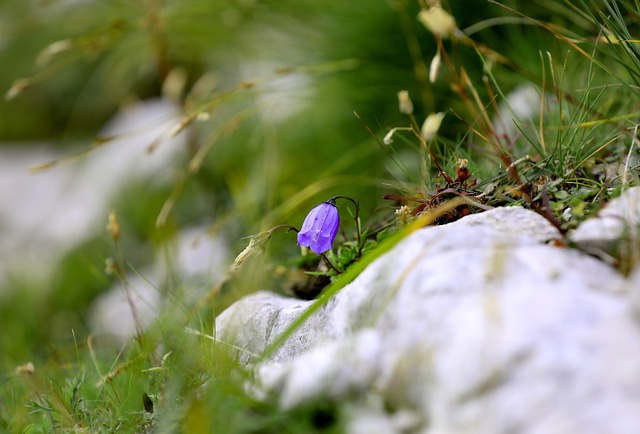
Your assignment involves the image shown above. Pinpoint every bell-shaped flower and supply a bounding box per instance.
[297,200,340,255]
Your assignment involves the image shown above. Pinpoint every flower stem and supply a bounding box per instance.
[321,253,341,274]
[233,224,300,271]
[329,195,363,258]
[267,224,299,235]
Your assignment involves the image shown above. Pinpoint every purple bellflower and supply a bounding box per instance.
[297,199,340,255]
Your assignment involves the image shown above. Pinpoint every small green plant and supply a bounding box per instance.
[376,0,639,238]
[231,195,375,299]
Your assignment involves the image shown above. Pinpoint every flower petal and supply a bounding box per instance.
[297,201,340,254]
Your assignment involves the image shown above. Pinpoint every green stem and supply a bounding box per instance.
[329,195,363,257]
[321,253,341,274]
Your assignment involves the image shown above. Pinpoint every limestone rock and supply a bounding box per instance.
[570,186,640,261]
[90,225,227,342]
[216,206,640,434]
[0,98,186,290]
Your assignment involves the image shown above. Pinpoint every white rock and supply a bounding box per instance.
[0,99,232,341]
[571,186,640,242]
[0,98,186,290]
[345,398,421,434]
[216,206,640,434]
[90,225,228,342]
[88,273,162,342]
[258,329,382,409]
[492,84,552,141]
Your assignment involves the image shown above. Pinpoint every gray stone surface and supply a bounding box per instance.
[570,187,640,259]
[216,205,640,434]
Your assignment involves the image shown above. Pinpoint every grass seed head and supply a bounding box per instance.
[418,6,457,39]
